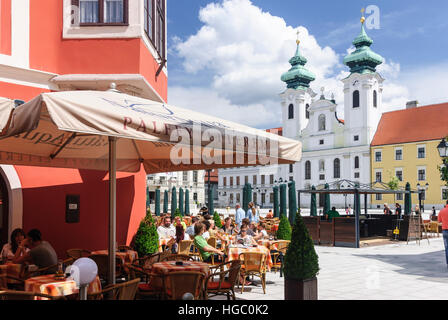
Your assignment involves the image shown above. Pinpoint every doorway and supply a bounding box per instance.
[0,174,9,246]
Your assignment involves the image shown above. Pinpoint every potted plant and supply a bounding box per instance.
[213,211,222,228]
[283,211,319,300]
[133,210,159,258]
[276,214,292,240]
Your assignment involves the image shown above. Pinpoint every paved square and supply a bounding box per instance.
[221,237,448,300]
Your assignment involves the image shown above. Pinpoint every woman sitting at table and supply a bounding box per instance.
[174,225,190,253]
[256,223,269,240]
[193,222,225,263]
[1,228,29,262]
[236,227,257,246]
[221,217,236,235]
[174,216,187,230]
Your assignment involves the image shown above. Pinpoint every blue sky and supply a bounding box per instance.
[166,0,448,129]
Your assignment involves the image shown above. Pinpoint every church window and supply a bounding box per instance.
[288,104,294,119]
[373,90,377,108]
[333,158,341,179]
[318,114,326,131]
[353,90,360,108]
[319,160,325,172]
[305,161,311,180]
[306,104,310,119]
[354,156,360,169]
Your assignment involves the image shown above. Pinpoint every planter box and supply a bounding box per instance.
[284,277,318,300]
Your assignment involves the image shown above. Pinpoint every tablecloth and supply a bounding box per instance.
[227,245,272,270]
[91,250,138,264]
[0,263,22,287]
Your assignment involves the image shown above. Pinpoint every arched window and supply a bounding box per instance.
[319,159,325,172]
[334,158,341,179]
[354,156,360,169]
[318,114,326,131]
[353,90,360,108]
[306,104,310,119]
[305,161,311,180]
[288,104,294,119]
[373,90,377,108]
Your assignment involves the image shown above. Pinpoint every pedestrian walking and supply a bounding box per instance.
[438,200,448,269]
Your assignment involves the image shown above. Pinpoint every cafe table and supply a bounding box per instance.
[226,245,273,271]
[257,239,290,251]
[0,263,22,287]
[91,249,138,264]
[24,274,101,300]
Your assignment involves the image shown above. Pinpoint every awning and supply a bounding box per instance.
[0,90,301,173]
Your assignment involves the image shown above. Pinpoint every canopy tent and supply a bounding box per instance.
[297,179,421,248]
[0,89,302,286]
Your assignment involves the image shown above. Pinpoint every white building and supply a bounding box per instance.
[218,19,388,210]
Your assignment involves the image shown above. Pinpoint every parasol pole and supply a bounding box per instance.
[108,136,117,286]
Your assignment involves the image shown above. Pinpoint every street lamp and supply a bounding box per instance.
[437,138,448,158]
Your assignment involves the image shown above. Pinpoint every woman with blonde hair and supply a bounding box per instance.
[247,202,259,223]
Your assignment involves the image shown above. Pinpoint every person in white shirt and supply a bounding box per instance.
[202,220,211,240]
[256,223,269,240]
[235,204,246,229]
[236,227,257,246]
[1,228,29,262]
[157,216,176,240]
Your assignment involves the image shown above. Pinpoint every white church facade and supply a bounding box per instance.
[218,17,389,210]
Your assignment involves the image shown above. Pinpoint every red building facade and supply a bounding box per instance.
[0,0,167,256]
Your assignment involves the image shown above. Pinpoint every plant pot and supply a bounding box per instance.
[284,277,318,300]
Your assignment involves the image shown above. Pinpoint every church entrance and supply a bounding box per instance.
[0,174,9,246]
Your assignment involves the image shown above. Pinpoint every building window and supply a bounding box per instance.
[144,0,154,42]
[270,193,274,203]
[442,188,448,200]
[417,146,426,159]
[319,174,325,181]
[418,169,426,181]
[253,175,257,185]
[229,193,234,204]
[419,190,426,201]
[319,139,324,145]
[395,149,403,160]
[193,171,198,183]
[353,90,360,108]
[156,0,166,60]
[270,175,274,185]
[193,192,198,201]
[230,177,233,186]
[306,104,310,119]
[236,193,240,203]
[223,177,226,186]
[354,135,359,141]
[354,172,360,179]
[289,176,294,182]
[375,171,382,182]
[73,0,128,25]
[289,164,294,174]
[354,156,360,169]
[376,194,382,200]
[333,158,341,179]
[253,192,258,204]
[261,175,266,185]
[236,176,240,186]
[397,193,403,201]
[288,104,294,119]
[305,161,311,180]
[318,114,326,131]
[319,160,325,172]
[396,170,403,182]
[183,171,188,182]
[244,176,248,184]
[373,90,377,108]
[375,151,382,162]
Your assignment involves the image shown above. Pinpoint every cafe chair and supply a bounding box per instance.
[87,278,140,300]
[189,245,202,261]
[24,258,74,278]
[133,252,164,271]
[428,221,440,237]
[178,240,193,255]
[160,254,194,262]
[127,265,165,300]
[206,237,222,265]
[270,241,290,276]
[118,245,133,252]
[0,290,66,300]
[204,260,241,300]
[163,271,205,300]
[66,248,92,260]
[239,252,267,294]
[89,254,126,286]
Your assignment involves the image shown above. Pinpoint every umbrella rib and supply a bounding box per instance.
[132,140,144,163]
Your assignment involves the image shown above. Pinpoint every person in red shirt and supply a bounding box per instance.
[438,200,448,268]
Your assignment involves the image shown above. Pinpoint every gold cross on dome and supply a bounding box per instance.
[360,8,366,24]
[296,29,300,44]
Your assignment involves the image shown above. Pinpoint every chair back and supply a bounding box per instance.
[118,245,132,252]
[239,252,266,273]
[89,254,123,281]
[164,271,205,300]
[117,278,140,300]
[207,237,217,248]
[0,290,66,300]
[66,248,91,260]
[227,260,242,286]
[160,254,194,262]
[275,241,290,253]
[178,240,193,255]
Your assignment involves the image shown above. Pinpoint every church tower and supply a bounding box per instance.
[342,10,384,147]
[280,32,316,140]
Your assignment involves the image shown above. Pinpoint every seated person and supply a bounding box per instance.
[13,229,58,274]
[221,217,235,235]
[326,207,340,221]
[193,222,225,263]
[255,223,269,240]
[266,210,274,219]
[1,228,29,262]
[185,217,199,237]
[157,216,176,251]
[236,227,257,246]
[174,216,187,230]
[240,218,255,236]
[202,220,211,240]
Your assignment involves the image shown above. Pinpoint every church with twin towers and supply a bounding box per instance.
[217,14,385,210]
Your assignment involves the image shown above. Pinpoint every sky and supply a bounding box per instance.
[166,0,448,129]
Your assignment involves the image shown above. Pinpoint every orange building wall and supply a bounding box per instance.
[0,81,51,101]
[0,0,11,55]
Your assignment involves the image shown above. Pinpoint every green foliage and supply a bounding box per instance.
[439,158,448,187]
[284,211,319,280]
[213,211,222,228]
[387,175,400,190]
[134,210,159,258]
[174,208,182,218]
[276,214,292,240]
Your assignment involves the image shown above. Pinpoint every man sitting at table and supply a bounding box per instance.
[186,216,199,237]
[157,216,176,250]
[193,222,225,263]
[13,229,58,274]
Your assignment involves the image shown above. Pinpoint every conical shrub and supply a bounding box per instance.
[213,211,222,228]
[276,214,292,240]
[134,210,159,257]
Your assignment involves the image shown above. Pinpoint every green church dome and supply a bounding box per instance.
[281,39,316,90]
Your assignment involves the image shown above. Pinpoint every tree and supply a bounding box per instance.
[439,158,448,186]
[276,214,292,240]
[284,211,319,280]
[213,211,222,228]
[133,210,159,258]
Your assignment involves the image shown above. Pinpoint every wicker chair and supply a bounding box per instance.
[163,271,205,300]
[0,290,66,300]
[178,240,193,255]
[270,241,290,276]
[189,244,202,261]
[117,245,133,252]
[160,254,194,262]
[88,254,126,285]
[205,260,241,300]
[206,237,222,265]
[66,248,92,260]
[127,265,165,300]
[87,278,140,300]
[23,258,74,279]
[239,252,267,294]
